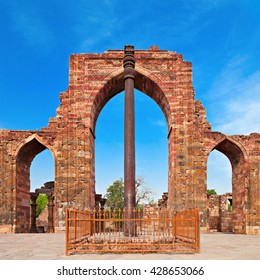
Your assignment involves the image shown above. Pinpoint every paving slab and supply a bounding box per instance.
[0,232,259,260]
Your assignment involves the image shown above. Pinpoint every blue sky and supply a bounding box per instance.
[0,0,259,198]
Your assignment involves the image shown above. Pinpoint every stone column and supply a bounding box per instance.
[46,192,54,233]
[30,192,38,233]
[100,198,107,232]
[95,194,102,232]
[95,194,102,209]
[162,192,168,207]
[123,45,136,236]
[100,198,107,210]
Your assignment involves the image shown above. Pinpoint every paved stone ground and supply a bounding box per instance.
[0,232,259,260]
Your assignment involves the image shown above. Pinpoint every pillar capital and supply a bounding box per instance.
[123,45,135,80]
[30,192,38,206]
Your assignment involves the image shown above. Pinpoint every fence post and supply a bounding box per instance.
[173,210,177,243]
[65,209,69,256]
[74,210,77,242]
[64,208,200,254]
[196,208,200,253]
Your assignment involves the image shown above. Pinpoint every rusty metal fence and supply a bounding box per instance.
[66,208,200,255]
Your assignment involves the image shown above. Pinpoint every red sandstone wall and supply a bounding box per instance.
[207,193,233,233]
[0,47,259,234]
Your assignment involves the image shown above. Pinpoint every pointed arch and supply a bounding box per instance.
[91,67,171,133]
[90,65,170,208]
[208,136,247,234]
[14,134,55,159]
[15,134,55,233]
[208,135,248,161]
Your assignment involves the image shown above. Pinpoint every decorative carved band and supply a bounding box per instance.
[123,45,135,80]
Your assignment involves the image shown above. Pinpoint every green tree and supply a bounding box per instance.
[36,194,48,217]
[105,179,124,210]
[207,189,217,195]
[104,177,155,210]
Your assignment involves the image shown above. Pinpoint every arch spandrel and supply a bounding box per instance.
[205,134,248,163]
[89,66,172,133]
[14,133,56,161]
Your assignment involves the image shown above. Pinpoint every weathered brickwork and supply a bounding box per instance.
[0,46,259,234]
[207,193,233,233]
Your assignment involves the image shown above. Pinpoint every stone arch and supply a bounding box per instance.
[91,67,171,133]
[207,135,248,161]
[15,135,55,233]
[208,137,247,233]
[1,47,259,235]
[89,67,171,203]
[14,134,55,159]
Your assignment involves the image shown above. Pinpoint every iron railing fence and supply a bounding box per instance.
[66,208,200,255]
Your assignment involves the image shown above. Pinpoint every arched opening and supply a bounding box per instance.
[91,69,171,209]
[30,151,54,233]
[91,69,171,133]
[207,150,232,232]
[207,138,246,233]
[94,82,168,207]
[15,137,55,233]
[207,150,232,194]
[95,92,124,196]
[30,150,54,191]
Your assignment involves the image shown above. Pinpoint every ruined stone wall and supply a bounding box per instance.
[37,207,48,233]
[203,133,260,234]
[207,193,233,233]
[0,130,56,232]
[207,195,220,232]
[219,193,232,233]
[0,47,259,233]
[50,47,210,231]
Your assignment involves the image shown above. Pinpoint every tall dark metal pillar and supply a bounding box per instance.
[123,45,136,236]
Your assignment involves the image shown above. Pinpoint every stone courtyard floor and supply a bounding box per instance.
[0,232,259,260]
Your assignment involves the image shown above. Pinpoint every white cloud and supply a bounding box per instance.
[215,98,260,134]
[207,56,260,135]
[152,119,167,128]
[72,1,120,52]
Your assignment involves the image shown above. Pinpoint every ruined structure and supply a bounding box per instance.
[31,181,55,233]
[207,193,233,233]
[0,46,259,234]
